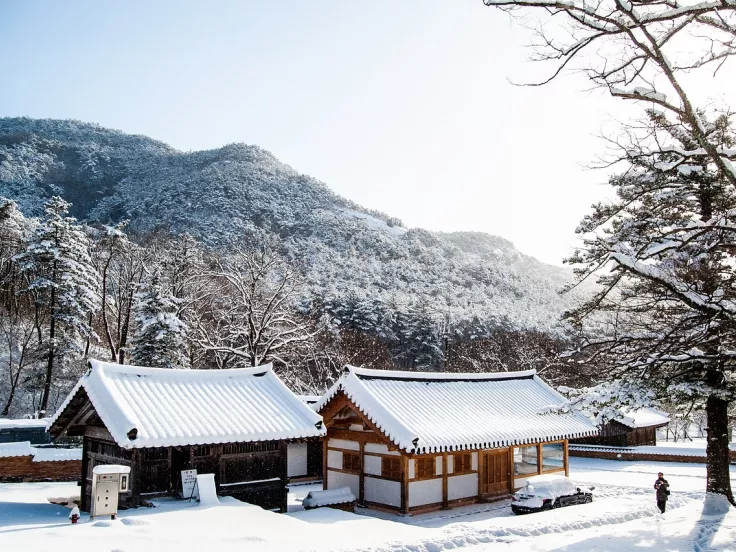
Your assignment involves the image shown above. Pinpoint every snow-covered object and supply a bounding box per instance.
[48,359,326,449]
[315,367,597,453]
[0,441,35,458]
[196,473,220,506]
[513,474,589,509]
[31,447,82,462]
[0,419,48,429]
[302,487,356,508]
[0,441,81,461]
[92,464,131,475]
[617,407,670,429]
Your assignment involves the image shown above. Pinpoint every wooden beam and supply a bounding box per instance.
[321,392,399,452]
[563,440,569,477]
[327,429,387,445]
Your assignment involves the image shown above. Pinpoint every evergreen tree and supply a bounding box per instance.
[564,112,736,505]
[130,269,188,369]
[14,196,99,415]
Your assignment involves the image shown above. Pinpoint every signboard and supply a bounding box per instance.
[181,469,198,499]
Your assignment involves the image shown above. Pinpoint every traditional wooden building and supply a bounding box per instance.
[48,359,325,513]
[316,367,597,515]
[572,408,670,448]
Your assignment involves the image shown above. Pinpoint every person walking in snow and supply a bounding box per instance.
[654,472,670,513]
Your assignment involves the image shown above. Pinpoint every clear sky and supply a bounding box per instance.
[0,0,727,265]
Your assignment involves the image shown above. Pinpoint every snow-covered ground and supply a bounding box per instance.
[1,458,734,551]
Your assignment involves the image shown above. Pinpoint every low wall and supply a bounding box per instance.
[0,455,81,481]
[570,447,736,464]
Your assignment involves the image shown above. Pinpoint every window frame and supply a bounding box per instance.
[452,452,474,475]
[381,456,402,480]
[414,456,436,480]
[342,451,361,474]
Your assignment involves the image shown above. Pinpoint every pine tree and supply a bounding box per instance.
[14,196,100,415]
[130,269,189,369]
[564,111,736,505]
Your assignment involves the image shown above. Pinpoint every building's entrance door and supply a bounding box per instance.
[479,449,510,497]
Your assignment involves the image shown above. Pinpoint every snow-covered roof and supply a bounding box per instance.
[0,419,48,429]
[32,447,82,462]
[48,359,326,449]
[0,441,81,461]
[0,441,35,458]
[93,464,131,475]
[316,367,598,453]
[617,407,670,429]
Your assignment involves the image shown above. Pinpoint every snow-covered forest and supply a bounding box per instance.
[0,118,589,418]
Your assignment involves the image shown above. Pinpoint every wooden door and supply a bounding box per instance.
[479,450,510,497]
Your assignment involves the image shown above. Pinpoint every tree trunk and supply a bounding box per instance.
[39,278,56,416]
[705,392,735,505]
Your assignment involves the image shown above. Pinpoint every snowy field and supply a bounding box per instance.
[1,457,734,552]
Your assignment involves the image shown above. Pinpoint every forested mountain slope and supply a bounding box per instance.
[0,117,579,349]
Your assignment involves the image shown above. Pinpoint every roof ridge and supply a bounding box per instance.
[347,366,537,382]
[89,358,273,377]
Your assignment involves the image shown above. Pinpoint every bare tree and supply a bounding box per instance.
[191,244,317,369]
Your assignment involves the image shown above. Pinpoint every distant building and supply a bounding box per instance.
[316,367,597,515]
[0,419,51,445]
[571,408,670,447]
[48,359,325,513]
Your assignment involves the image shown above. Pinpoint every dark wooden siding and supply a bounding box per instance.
[81,437,289,513]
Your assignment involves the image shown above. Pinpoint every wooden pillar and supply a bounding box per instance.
[322,437,328,490]
[400,455,409,515]
[279,441,288,513]
[563,440,569,477]
[80,436,90,512]
[508,447,514,493]
[441,453,449,510]
[536,443,542,475]
[131,449,142,506]
[358,441,365,506]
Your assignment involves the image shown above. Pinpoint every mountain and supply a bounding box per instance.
[0,117,580,343]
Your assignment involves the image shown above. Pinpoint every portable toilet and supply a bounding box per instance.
[91,464,131,519]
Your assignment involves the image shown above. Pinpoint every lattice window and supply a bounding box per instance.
[381,456,401,479]
[342,451,361,473]
[416,457,435,479]
[453,452,473,474]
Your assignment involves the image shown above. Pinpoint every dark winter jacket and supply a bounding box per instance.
[654,477,670,500]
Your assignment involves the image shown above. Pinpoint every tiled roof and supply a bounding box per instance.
[48,359,325,449]
[316,367,598,453]
[617,407,670,429]
[0,441,35,458]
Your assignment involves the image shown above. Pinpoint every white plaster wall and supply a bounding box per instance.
[328,439,359,451]
[327,450,342,469]
[365,478,401,507]
[435,456,443,475]
[327,470,359,497]
[287,442,308,477]
[472,452,478,471]
[349,424,363,431]
[364,443,399,456]
[408,459,415,479]
[448,473,478,501]
[447,455,454,474]
[363,455,382,476]
[409,479,442,507]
